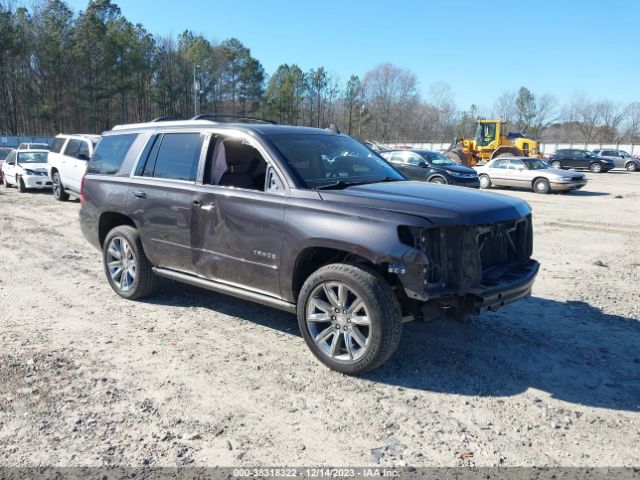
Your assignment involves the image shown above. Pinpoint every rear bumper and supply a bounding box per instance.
[470,260,539,313]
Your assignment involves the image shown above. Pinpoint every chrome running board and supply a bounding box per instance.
[152,267,297,313]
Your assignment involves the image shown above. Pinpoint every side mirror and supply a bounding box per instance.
[7,161,15,166]
[77,153,89,161]
[419,162,428,168]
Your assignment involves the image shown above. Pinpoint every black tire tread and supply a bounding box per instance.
[103,225,160,300]
[297,262,402,375]
[52,171,70,201]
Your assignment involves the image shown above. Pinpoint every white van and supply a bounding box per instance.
[47,134,100,201]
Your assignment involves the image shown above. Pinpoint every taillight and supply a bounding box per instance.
[80,174,86,205]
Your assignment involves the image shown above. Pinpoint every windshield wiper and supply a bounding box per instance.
[315,177,400,190]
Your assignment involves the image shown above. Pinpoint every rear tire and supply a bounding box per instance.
[102,225,160,300]
[52,171,70,201]
[16,176,26,192]
[589,162,602,173]
[626,162,638,172]
[533,178,550,194]
[479,174,492,189]
[551,161,562,168]
[297,263,402,375]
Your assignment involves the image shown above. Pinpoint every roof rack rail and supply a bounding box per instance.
[190,114,277,125]
[151,116,182,122]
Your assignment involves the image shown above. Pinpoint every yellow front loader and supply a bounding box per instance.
[446,120,541,166]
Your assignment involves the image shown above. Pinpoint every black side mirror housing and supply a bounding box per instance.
[77,153,89,161]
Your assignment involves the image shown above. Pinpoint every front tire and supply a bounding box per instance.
[589,162,602,173]
[52,171,70,201]
[297,263,402,375]
[626,162,638,172]
[533,178,550,194]
[429,176,446,184]
[103,225,160,300]
[479,174,492,189]
[16,176,26,192]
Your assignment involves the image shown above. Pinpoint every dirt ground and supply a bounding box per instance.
[0,170,638,468]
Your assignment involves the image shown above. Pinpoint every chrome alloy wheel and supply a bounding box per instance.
[106,236,136,292]
[305,281,371,363]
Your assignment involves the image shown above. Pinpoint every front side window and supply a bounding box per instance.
[405,153,426,166]
[203,135,269,191]
[88,134,138,175]
[266,134,404,189]
[152,133,203,182]
[65,139,82,158]
[77,141,90,159]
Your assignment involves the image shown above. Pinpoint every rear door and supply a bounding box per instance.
[126,131,206,274]
[66,140,91,191]
[486,159,509,186]
[506,159,529,186]
[61,139,82,187]
[190,131,287,296]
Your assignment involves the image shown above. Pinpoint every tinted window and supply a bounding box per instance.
[88,134,137,175]
[50,138,66,153]
[267,134,404,189]
[65,139,82,158]
[77,141,90,159]
[152,133,203,182]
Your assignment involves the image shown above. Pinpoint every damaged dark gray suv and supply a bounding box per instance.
[80,117,539,374]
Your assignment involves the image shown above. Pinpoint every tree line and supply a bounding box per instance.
[2,0,639,144]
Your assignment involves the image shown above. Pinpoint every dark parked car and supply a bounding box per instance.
[379,149,479,187]
[591,149,639,172]
[0,147,13,183]
[547,149,614,173]
[80,118,539,374]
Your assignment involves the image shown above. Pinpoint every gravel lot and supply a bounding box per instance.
[0,171,639,468]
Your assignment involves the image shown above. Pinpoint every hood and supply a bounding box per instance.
[17,162,48,172]
[435,164,477,174]
[547,167,584,177]
[319,181,531,226]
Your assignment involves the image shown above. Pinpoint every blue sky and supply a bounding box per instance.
[61,0,638,110]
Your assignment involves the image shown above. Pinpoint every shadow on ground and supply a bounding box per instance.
[145,281,640,412]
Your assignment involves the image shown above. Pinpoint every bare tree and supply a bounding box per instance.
[363,63,417,142]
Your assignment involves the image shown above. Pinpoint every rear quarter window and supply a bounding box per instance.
[87,134,137,175]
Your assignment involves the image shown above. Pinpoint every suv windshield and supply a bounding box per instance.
[17,152,47,163]
[420,151,456,166]
[267,134,404,189]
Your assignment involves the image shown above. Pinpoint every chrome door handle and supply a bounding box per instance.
[131,191,147,199]
[201,204,215,211]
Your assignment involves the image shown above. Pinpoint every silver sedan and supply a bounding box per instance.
[475,157,587,194]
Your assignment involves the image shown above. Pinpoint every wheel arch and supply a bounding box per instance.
[98,211,137,247]
[291,246,396,303]
[428,174,447,183]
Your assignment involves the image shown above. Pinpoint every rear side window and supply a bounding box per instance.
[50,138,66,153]
[88,134,137,175]
[151,133,203,182]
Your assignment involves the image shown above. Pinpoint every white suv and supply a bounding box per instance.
[47,134,100,201]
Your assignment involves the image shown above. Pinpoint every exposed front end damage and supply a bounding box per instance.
[396,215,539,319]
